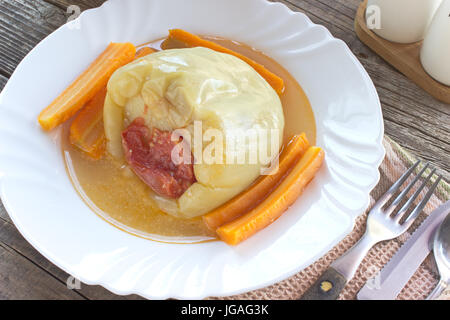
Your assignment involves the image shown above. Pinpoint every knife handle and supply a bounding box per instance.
[299,267,347,300]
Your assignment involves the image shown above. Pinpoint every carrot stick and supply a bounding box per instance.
[202,134,310,231]
[69,87,107,159]
[216,146,325,245]
[167,29,285,95]
[38,42,136,131]
[135,47,157,59]
[69,46,157,159]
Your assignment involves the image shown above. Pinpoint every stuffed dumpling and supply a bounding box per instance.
[104,47,284,218]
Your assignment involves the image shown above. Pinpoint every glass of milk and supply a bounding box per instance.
[366,0,442,43]
[420,0,450,86]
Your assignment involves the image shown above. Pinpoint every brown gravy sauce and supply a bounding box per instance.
[62,37,317,243]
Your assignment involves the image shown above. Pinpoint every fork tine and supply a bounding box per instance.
[375,160,421,208]
[396,172,441,225]
[402,175,442,226]
[393,168,435,223]
[385,163,430,215]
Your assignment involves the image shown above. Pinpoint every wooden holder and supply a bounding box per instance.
[355,0,450,104]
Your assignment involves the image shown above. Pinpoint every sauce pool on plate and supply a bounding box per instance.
[62,37,317,243]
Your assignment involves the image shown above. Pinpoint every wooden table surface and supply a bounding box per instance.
[0,0,448,300]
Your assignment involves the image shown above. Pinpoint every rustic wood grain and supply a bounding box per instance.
[0,0,67,77]
[0,0,448,300]
[0,242,85,299]
[0,196,12,224]
[45,0,106,11]
[0,74,7,92]
[0,214,144,300]
[0,184,143,299]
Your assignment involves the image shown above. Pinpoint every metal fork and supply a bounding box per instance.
[301,160,443,300]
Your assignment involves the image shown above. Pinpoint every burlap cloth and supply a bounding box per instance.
[211,136,450,300]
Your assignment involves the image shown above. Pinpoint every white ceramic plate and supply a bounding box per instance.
[0,0,384,299]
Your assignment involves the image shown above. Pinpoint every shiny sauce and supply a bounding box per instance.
[62,37,317,243]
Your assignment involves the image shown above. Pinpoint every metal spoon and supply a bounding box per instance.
[426,211,450,300]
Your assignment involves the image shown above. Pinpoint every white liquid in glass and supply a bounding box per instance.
[420,0,450,86]
[366,0,442,43]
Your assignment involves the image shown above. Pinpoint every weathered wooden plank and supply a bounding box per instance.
[0,66,13,235]
[0,74,7,92]
[0,0,66,76]
[0,77,12,237]
[0,199,12,224]
[358,52,450,116]
[0,242,85,299]
[314,0,356,18]
[380,94,450,180]
[275,0,352,44]
[0,211,144,299]
[0,77,12,224]
[45,0,106,11]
